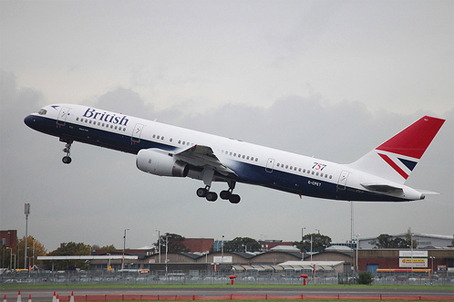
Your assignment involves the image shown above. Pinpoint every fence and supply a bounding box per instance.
[4,292,454,301]
[1,269,453,285]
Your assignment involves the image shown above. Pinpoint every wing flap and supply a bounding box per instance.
[175,145,236,176]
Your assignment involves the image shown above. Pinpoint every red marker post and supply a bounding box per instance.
[300,274,308,286]
[229,275,237,285]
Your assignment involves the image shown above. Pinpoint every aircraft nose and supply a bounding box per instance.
[24,115,36,129]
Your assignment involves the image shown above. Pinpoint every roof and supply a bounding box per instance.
[280,260,345,268]
[326,245,352,251]
[135,245,154,250]
[180,253,204,260]
[312,249,353,258]
[38,255,138,260]
[360,233,453,241]
[232,261,345,273]
[232,252,259,259]
[270,245,300,252]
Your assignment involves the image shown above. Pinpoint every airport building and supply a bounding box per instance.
[358,233,453,249]
[3,231,453,277]
[0,230,17,251]
[357,248,454,274]
[84,243,453,276]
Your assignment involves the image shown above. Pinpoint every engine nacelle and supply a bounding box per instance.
[136,149,188,177]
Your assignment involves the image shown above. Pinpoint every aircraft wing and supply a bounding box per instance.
[174,145,237,176]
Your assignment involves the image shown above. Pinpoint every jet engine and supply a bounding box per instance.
[136,149,189,177]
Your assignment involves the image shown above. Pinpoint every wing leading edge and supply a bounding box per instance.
[175,145,237,177]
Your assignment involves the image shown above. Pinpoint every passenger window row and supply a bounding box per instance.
[178,140,195,146]
[74,120,331,180]
[152,133,196,148]
[220,150,259,162]
[276,163,333,179]
[152,134,258,163]
[152,134,165,141]
[76,117,127,132]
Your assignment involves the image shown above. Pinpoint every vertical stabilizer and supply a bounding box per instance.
[348,116,445,184]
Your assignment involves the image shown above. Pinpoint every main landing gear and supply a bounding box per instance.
[60,139,73,164]
[196,180,241,204]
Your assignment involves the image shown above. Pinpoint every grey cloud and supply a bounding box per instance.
[94,87,155,119]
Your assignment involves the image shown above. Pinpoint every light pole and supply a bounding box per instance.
[12,253,16,270]
[156,230,161,264]
[312,229,320,262]
[221,235,224,264]
[165,235,168,276]
[350,201,354,249]
[107,253,111,271]
[410,233,414,274]
[6,247,12,270]
[429,256,435,279]
[300,227,306,259]
[24,203,30,269]
[122,229,129,270]
[33,240,36,268]
[310,234,313,261]
[355,234,360,273]
[302,227,306,241]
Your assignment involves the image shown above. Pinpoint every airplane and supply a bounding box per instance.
[24,104,445,204]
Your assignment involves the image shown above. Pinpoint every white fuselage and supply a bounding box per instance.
[24,104,426,202]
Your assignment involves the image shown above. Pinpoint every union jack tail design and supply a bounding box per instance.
[349,116,445,184]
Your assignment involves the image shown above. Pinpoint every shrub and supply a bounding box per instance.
[356,271,373,285]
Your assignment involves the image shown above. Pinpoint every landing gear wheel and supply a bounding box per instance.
[220,190,231,200]
[60,139,73,164]
[196,188,208,198]
[229,194,241,204]
[62,156,72,164]
[206,191,218,202]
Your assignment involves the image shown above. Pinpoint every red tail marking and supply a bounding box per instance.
[376,116,445,159]
[378,153,409,179]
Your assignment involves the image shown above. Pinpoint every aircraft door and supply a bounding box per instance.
[131,123,144,143]
[337,170,350,190]
[265,158,275,173]
[57,107,70,126]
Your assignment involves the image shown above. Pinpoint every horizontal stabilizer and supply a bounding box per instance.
[416,190,440,195]
[361,183,404,194]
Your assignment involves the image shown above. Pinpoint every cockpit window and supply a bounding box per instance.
[38,109,47,115]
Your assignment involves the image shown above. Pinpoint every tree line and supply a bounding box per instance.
[3,229,449,271]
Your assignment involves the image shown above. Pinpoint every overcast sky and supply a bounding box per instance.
[1,0,453,252]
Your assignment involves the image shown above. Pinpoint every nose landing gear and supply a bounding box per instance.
[60,139,73,164]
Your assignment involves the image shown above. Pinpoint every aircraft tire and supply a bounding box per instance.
[206,192,218,202]
[220,190,231,200]
[229,194,241,204]
[196,188,207,197]
[62,156,72,164]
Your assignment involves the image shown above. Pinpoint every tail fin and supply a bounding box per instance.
[349,116,445,184]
